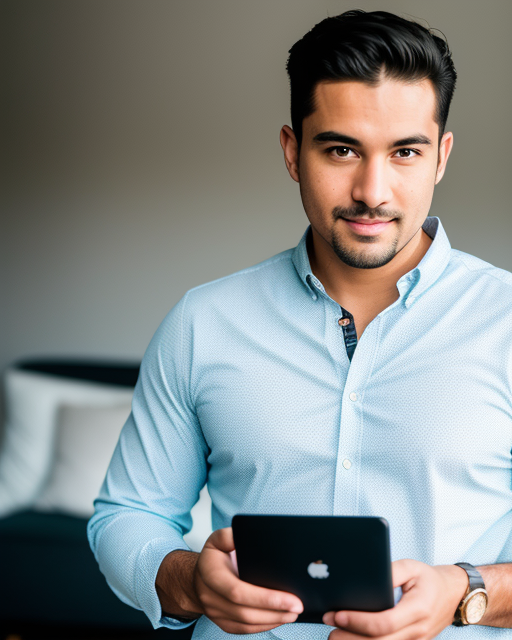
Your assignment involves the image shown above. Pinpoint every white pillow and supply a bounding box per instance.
[0,368,134,516]
[35,401,213,549]
[35,403,132,517]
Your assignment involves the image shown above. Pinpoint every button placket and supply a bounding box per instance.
[333,315,383,516]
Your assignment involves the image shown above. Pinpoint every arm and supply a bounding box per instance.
[87,295,208,630]
[156,550,202,620]
[477,563,512,627]
[324,560,512,640]
[155,530,304,634]
[88,295,303,633]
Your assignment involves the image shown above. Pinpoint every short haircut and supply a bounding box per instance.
[286,10,457,147]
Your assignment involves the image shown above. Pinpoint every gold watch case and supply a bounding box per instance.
[459,588,488,624]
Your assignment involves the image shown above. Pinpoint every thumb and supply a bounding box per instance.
[392,558,422,589]
[206,527,235,553]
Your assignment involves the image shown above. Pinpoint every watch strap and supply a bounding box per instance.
[452,562,486,626]
[454,562,485,590]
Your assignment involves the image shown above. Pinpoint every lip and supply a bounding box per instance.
[342,218,395,236]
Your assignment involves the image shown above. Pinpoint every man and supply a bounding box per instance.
[88,10,512,640]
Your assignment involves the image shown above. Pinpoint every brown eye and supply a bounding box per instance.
[335,147,351,157]
[397,149,417,158]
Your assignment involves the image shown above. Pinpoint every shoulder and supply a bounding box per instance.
[147,248,299,366]
[156,247,297,335]
[450,249,512,290]
[180,248,297,313]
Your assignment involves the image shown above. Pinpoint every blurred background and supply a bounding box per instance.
[3,0,512,407]
[1,0,511,637]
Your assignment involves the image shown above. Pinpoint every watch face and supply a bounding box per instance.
[465,592,488,624]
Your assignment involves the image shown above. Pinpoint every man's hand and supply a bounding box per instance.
[323,559,468,640]
[156,527,303,634]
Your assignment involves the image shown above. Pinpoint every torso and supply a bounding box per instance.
[344,293,400,338]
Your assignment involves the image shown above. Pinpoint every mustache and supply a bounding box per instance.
[332,205,402,221]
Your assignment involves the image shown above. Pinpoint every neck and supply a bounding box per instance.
[307,225,433,311]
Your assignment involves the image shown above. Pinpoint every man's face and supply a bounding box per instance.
[281,78,453,269]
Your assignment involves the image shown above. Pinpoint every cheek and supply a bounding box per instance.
[300,162,349,206]
[395,170,435,215]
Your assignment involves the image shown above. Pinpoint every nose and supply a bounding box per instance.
[350,157,393,210]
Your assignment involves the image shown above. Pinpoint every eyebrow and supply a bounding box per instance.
[312,131,433,147]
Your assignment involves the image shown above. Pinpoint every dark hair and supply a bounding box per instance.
[286,10,457,147]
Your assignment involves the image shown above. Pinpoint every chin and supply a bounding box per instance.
[331,238,399,270]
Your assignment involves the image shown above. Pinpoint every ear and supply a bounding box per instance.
[435,131,454,184]
[280,125,300,183]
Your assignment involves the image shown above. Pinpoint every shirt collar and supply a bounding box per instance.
[291,216,452,305]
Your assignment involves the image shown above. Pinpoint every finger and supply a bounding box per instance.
[199,527,303,613]
[324,560,429,636]
[328,620,428,640]
[324,559,425,635]
[197,550,303,613]
[226,580,302,613]
[214,618,294,635]
[198,572,299,624]
[391,559,422,589]
[205,527,235,553]
[323,611,336,626]
[325,590,429,639]
[329,627,369,640]
[206,572,303,613]
[327,609,403,637]
[207,599,300,626]
[324,559,422,629]
[199,552,303,613]
[198,578,300,631]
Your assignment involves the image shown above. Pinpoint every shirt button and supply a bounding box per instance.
[349,392,358,402]
[338,317,350,327]
[342,459,352,470]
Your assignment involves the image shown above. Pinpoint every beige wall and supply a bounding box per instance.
[2,0,512,419]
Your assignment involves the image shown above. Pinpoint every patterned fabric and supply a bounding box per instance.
[88,217,512,640]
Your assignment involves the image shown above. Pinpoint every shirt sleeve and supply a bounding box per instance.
[87,293,209,630]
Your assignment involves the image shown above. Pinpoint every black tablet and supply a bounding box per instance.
[232,514,394,623]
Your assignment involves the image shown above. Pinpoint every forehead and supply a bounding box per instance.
[305,78,438,142]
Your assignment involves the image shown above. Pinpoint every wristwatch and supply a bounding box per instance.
[452,562,488,626]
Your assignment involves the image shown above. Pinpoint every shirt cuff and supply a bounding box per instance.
[135,535,197,629]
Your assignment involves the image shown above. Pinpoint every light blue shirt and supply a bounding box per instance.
[88,217,512,640]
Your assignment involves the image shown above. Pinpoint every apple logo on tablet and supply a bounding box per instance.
[307,559,329,579]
